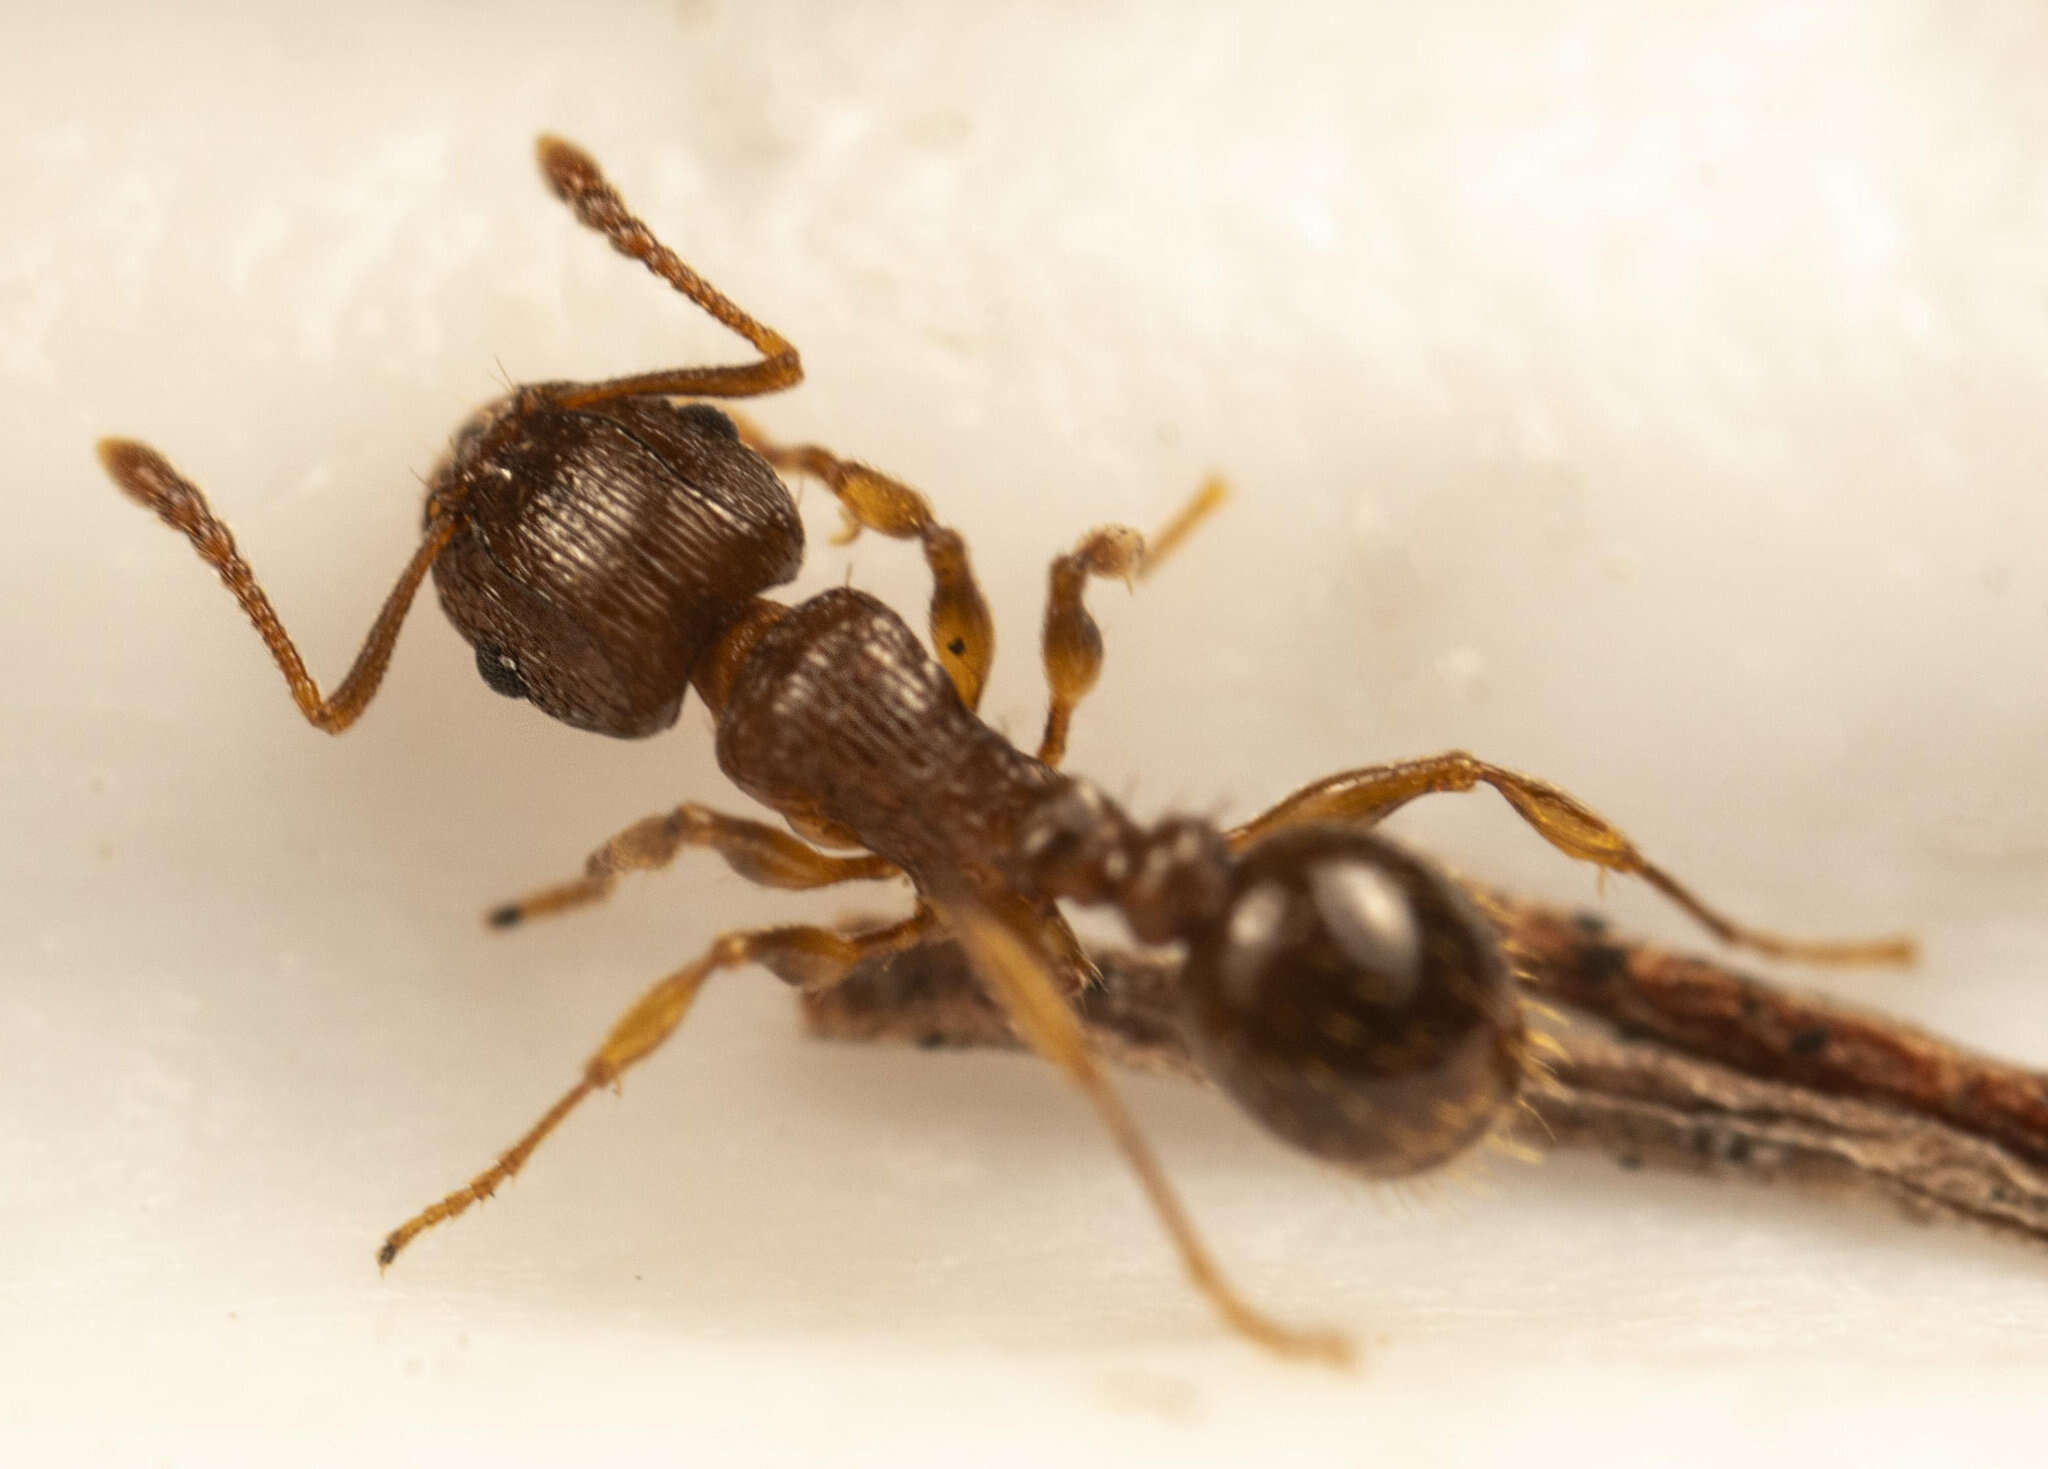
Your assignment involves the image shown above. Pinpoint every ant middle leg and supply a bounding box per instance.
[1036,478,1227,766]
[1227,752,1914,966]
[729,419,997,711]
[487,802,899,929]
[378,907,932,1267]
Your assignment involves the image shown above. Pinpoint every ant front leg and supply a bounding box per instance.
[1037,479,1226,766]
[487,802,899,928]
[1228,752,1915,966]
[726,420,996,712]
[379,908,932,1267]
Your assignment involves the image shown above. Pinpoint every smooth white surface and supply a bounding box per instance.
[5,2,2047,1463]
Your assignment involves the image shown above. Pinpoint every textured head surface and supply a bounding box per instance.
[429,390,802,737]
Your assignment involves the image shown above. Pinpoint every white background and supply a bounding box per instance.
[5,1,2047,1463]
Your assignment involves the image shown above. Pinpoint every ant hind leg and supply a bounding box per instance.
[943,893,1353,1365]
[1227,751,1914,966]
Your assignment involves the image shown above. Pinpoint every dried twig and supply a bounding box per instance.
[805,897,2048,1249]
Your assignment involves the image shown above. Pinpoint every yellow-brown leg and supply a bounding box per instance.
[729,421,995,712]
[487,802,899,928]
[378,908,932,1267]
[1228,751,1914,966]
[1037,479,1226,767]
[942,894,1352,1365]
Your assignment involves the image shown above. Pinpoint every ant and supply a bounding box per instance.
[98,135,1913,1365]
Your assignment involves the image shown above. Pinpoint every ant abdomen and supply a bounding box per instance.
[429,388,804,738]
[1181,826,1526,1177]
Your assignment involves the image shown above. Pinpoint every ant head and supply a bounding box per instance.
[427,388,803,737]
[1181,825,1525,1177]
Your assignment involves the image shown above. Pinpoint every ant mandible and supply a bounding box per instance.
[98,136,1912,1366]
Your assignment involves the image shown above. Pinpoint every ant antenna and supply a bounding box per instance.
[97,438,459,733]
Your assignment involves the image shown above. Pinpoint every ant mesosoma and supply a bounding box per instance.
[98,136,1912,1364]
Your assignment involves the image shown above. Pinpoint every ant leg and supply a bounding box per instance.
[1228,752,1915,966]
[533,137,802,408]
[942,895,1352,1366]
[487,802,898,928]
[97,440,458,735]
[1038,479,1226,766]
[729,418,996,711]
[378,907,932,1267]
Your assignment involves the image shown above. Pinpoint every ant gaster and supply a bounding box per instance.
[99,136,1912,1365]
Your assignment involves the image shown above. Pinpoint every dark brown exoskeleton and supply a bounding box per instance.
[99,137,1912,1364]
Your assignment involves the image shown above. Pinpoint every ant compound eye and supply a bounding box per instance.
[473,643,530,700]
[675,402,740,440]
[1182,826,1524,1177]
